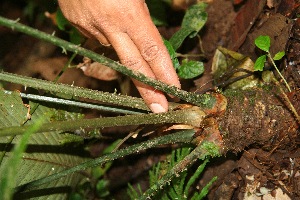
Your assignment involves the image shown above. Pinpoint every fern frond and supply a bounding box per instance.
[184,158,209,196]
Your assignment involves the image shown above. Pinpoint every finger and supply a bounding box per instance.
[125,4,181,90]
[94,33,111,46]
[71,23,112,46]
[106,32,169,113]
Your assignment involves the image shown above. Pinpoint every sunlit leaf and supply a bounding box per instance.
[169,3,208,50]
[254,55,267,71]
[255,35,270,52]
[178,59,204,79]
[273,51,285,60]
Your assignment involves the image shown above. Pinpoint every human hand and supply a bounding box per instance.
[58,0,181,113]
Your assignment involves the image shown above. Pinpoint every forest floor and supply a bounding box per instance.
[0,0,299,199]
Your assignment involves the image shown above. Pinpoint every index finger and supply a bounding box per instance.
[126,3,181,90]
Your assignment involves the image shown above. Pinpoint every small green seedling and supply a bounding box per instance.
[254,35,291,92]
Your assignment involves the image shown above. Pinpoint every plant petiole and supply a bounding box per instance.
[267,51,291,92]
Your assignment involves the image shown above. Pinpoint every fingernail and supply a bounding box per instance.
[149,103,166,113]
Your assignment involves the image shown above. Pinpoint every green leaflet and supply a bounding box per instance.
[0,90,28,163]
[254,35,290,91]
[273,51,285,60]
[178,59,204,79]
[0,89,33,200]
[169,3,208,51]
[254,55,267,71]
[254,35,270,52]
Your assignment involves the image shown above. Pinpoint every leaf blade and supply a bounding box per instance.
[255,35,270,52]
[254,55,267,71]
[169,3,208,50]
[0,119,44,200]
[178,59,204,79]
[0,92,89,199]
[273,51,285,60]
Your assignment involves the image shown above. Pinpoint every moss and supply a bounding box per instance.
[260,84,273,92]
[248,95,256,106]
[221,130,229,138]
[50,109,84,121]
[200,141,221,158]
[197,93,217,109]
[60,133,84,145]
[223,89,244,103]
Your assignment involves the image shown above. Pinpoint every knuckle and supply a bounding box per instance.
[72,18,87,28]
[121,57,142,70]
[141,43,160,62]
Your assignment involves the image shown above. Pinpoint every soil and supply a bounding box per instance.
[0,0,299,199]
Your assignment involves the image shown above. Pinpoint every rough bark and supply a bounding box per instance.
[217,87,299,153]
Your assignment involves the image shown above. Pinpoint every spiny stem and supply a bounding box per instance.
[0,71,149,111]
[140,141,221,200]
[4,90,143,115]
[0,107,206,136]
[15,130,195,193]
[0,16,215,109]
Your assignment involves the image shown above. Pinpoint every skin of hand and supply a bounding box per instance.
[58,0,181,113]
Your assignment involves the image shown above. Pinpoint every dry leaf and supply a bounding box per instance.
[79,57,119,81]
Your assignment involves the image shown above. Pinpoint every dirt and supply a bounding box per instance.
[0,0,299,199]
